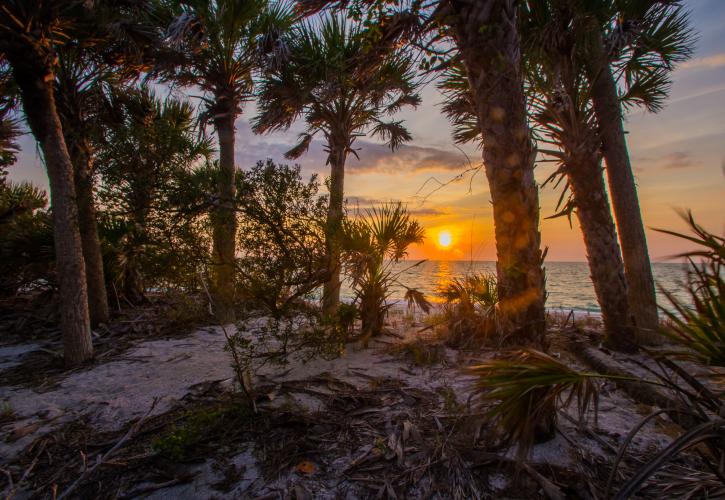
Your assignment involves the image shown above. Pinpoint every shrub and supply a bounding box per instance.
[341,202,430,345]
[438,271,498,347]
[235,160,328,317]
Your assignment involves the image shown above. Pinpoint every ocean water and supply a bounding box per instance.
[341,261,691,314]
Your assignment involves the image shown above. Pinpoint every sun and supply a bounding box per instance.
[437,230,453,249]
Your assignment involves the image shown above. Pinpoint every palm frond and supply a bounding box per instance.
[469,350,601,459]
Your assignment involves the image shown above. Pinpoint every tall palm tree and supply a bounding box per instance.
[521,2,635,351]
[440,53,635,351]
[54,50,112,327]
[0,0,94,366]
[434,1,547,346]
[293,3,548,347]
[574,0,695,343]
[158,0,293,323]
[252,16,421,318]
[52,2,156,326]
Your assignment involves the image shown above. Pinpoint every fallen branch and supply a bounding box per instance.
[54,399,159,500]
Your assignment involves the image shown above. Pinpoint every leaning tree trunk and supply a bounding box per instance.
[585,31,660,345]
[70,139,109,326]
[567,152,636,353]
[10,61,93,367]
[322,137,348,318]
[450,0,546,347]
[211,102,238,324]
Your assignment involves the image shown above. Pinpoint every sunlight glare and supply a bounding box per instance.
[437,230,452,249]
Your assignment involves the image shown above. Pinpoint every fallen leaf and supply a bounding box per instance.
[295,460,317,475]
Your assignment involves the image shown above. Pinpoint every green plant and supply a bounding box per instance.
[152,403,251,461]
[655,211,725,368]
[235,160,328,317]
[341,202,429,345]
[438,272,498,347]
[469,214,725,495]
[469,349,601,459]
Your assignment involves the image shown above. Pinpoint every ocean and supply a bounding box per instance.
[340,261,691,314]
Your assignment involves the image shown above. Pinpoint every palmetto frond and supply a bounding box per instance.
[654,211,725,369]
[159,0,294,115]
[469,349,601,459]
[369,119,412,151]
[253,14,419,157]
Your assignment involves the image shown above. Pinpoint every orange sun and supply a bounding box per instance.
[437,230,453,249]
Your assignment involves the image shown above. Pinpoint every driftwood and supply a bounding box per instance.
[567,339,703,434]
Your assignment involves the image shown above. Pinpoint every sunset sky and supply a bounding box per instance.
[9,0,724,262]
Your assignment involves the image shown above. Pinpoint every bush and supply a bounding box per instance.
[0,182,54,296]
[235,159,328,317]
[438,271,498,347]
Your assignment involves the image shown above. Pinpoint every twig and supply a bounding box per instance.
[54,399,159,500]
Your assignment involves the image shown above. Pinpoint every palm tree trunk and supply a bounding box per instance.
[211,108,237,324]
[567,153,636,352]
[450,0,546,347]
[11,63,93,367]
[71,140,109,326]
[585,31,660,345]
[322,138,348,318]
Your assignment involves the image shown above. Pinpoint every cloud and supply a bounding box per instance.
[635,151,700,170]
[344,196,450,217]
[345,143,470,174]
[681,53,725,70]
[232,120,470,176]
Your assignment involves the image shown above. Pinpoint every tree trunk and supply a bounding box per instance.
[585,31,660,345]
[567,152,636,352]
[211,108,237,324]
[70,140,109,326]
[10,62,93,367]
[322,138,348,318]
[450,0,546,347]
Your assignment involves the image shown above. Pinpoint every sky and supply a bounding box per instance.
[8,0,725,262]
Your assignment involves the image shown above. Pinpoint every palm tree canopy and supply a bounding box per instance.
[559,0,696,113]
[252,15,421,160]
[158,0,293,120]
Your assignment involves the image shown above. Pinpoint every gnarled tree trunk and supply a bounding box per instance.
[585,31,660,345]
[11,61,93,367]
[567,151,636,352]
[211,103,238,324]
[322,137,348,318]
[450,0,546,347]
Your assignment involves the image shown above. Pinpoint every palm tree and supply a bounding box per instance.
[521,3,635,351]
[294,2,548,348]
[158,0,293,323]
[574,0,695,343]
[252,16,421,318]
[52,2,156,326]
[341,202,426,344]
[0,0,93,366]
[434,1,547,347]
[54,50,112,327]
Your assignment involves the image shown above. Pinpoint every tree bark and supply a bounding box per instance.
[70,139,109,326]
[450,0,546,347]
[584,31,660,345]
[322,138,348,318]
[10,61,93,367]
[211,107,238,324]
[567,152,636,352]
